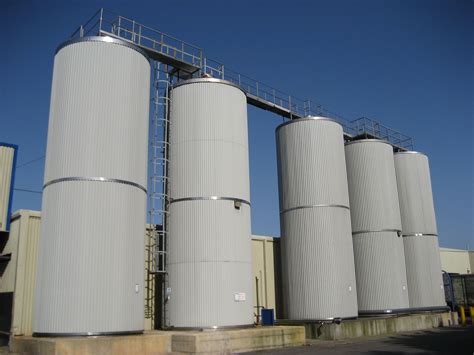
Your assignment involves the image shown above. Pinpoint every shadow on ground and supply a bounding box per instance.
[366,326,474,355]
[245,326,474,354]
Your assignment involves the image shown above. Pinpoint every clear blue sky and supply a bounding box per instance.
[1,0,472,249]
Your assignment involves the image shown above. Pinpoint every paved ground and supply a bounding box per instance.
[246,326,474,355]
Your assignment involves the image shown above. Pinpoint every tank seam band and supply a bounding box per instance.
[402,233,438,237]
[352,229,402,235]
[280,204,350,214]
[43,177,147,193]
[169,196,250,205]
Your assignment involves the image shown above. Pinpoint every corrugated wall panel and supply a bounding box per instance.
[280,208,358,319]
[168,79,253,328]
[276,119,350,209]
[395,152,446,309]
[403,236,446,308]
[394,153,437,235]
[345,140,409,313]
[345,141,402,232]
[34,37,150,335]
[169,80,249,200]
[36,183,146,333]
[352,232,409,312]
[276,118,358,320]
[0,145,16,232]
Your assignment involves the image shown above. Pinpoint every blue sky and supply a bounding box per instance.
[1,0,472,249]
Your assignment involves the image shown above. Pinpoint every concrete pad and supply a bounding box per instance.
[279,311,455,340]
[10,331,173,355]
[171,326,305,354]
[9,326,305,354]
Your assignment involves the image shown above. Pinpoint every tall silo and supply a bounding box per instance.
[276,117,358,320]
[345,139,409,314]
[394,152,446,310]
[168,78,253,328]
[34,37,150,335]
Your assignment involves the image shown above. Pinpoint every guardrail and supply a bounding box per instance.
[70,8,413,150]
[71,9,203,68]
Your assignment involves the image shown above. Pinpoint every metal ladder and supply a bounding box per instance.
[145,61,171,329]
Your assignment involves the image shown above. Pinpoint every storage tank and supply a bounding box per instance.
[276,117,358,320]
[345,139,409,314]
[394,152,446,310]
[168,78,253,328]
[0,143,18,233]
[34,36,150,335]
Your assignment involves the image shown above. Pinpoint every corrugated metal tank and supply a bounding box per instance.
[0,143,18,233]
[34,37,150,335]
[168,78,253,328]
[345,139,409,314]
[276,117,358,320]
[394,152,446,309]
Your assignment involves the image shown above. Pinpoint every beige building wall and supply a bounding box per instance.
[251,235,278,318]
[439,247,472,274]
[0,210,41,336]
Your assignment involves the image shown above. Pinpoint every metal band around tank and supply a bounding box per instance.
[169,196,251,206]
[280,204,350,214]
[56,36,149,60]
[276,116,341,132]
[172,77,245,94]
[402,233,438,237]
[352,228,402,235]
[345,138,392,147]
[394,151,427,157]
[33,330,143,337]
[43,177,147,193]
[169,323,254,331]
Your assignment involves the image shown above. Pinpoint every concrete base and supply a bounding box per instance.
[10,326,305,354]
[279,311,456,340]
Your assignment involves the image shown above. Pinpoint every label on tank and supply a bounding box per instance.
[234,292,246,302]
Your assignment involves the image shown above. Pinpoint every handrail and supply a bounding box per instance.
[69,8,414,151]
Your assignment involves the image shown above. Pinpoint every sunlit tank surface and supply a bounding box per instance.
[168,78,254,328]
[276,117,358,320]
[34,36,150,336]
[394,152,446,310]
[345,139,409,314]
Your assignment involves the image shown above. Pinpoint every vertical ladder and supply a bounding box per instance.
[145,61,171,329]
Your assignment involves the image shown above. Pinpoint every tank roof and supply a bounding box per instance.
[276,116,341,132]
[172,77,245,94]
[56,36,149,60]
[345,138,392,147]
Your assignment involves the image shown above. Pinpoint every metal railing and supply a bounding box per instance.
[351,117,413,150]
[72,9,203,68]
[70,8,414,151]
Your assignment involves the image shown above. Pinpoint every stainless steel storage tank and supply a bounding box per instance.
[168,78,253,328]
[394,152,446,310]
[34,37,150,335]
[276,117,358,320]
[345,139,409,314]
[0,143,18,233]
